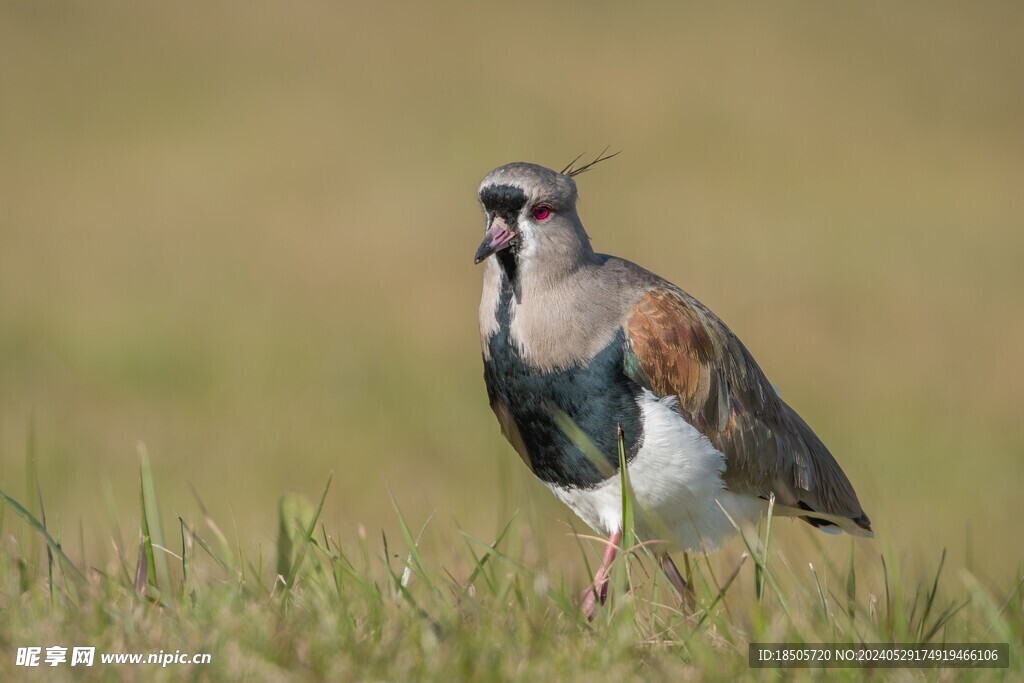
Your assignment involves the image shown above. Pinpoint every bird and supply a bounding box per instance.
[473,157,872,619]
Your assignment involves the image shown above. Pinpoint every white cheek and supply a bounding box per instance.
[515,219,539,260]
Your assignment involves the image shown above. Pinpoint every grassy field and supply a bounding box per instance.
[1,1,1023,680]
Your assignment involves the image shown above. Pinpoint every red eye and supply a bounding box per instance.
[532,205,551,221]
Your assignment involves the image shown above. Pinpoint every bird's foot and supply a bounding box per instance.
[580,579,610,621]
[580,527,622,621]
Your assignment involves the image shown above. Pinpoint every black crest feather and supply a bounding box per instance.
[560,147,621,177]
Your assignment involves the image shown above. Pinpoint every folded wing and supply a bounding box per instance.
[624,287,873,536]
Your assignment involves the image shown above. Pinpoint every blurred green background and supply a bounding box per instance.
[1,2,1022,585]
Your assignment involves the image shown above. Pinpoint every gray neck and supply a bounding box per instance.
[509,213,596,298]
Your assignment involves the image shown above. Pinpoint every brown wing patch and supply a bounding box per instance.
[626,289,716,413]
[625,286,871,531]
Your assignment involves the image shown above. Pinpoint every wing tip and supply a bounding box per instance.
[849,511,874,538]
[794,501,875,538]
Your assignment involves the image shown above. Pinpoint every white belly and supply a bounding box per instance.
[544,389,765,550]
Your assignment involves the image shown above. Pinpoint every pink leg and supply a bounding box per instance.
[581,527,622,620]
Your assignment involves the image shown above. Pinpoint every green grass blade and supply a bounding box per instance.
[460,531,579,620]
[24,416,39,576]
[133,537,148,595]
[756,493,775,602]
[921,599,969,643]
[179,517,189,593]
[881,553,893,634]
[963,572,1014,643]
[138,466,158,592]
[716,501,790,618]
[617,424,635,551]
[230,507,246,585]
[389,490,438,595]
[614,423,637,624]
[284,473,332,589]
[0,487,85,582]
[809,562,829,616]
[460,513,516,595]
[462,537,497,595]
[179,518,229,572]
[846,540,856,621]
[139,444,169,592]
[690,553,747,633]
[188,484,233,571]
[27,433,55,603]
[916,548,946,641]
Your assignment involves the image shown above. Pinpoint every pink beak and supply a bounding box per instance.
[474,217,516,264]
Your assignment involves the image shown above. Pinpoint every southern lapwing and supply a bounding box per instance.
[474,159,872,619]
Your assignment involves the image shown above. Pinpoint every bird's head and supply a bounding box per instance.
[474,162,592,278]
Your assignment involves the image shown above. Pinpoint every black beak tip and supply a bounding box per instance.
[473,245,492,265]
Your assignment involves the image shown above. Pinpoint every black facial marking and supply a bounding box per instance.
[483,280,645,488]
[479,183,528,218]
[480,183,528,282]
